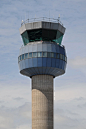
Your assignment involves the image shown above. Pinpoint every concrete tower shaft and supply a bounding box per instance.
[32,75,53,129]
[18,18,67,129]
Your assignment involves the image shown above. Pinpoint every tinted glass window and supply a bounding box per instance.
[51,53,54,58]
[47,52,51,57]
[42,29,63,45]
[33,52,37,57]
[29,53,32,58]
[43,52,47,57]
[62,55,65,60]
[25,53,28,59]
[28,29,42,42]
[22,54,24,60]
[56,53,59,58]
[54,53,56,58]
[38,52,42,57]
[20,55,22,60]
[55,31,63,45]
[21,31,29,46]
[21,29,63,46]
[60,54,63,59]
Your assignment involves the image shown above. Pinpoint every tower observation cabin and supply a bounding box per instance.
[18,17,67,78]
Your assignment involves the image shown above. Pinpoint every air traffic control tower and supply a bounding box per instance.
[18,17,67,129]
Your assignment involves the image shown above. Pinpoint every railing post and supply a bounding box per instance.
[21,17,63,26]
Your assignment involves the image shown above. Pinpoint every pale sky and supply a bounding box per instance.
[0,0,86,129]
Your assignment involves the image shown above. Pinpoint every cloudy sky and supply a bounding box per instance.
[0,0,86,129]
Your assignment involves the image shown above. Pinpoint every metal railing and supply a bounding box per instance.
[21,17,63,26]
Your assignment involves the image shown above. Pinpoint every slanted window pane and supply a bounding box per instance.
[29,53,32,58]
[21,29,63,46]
[43,52,47,57]
[28,29,42,42]
[33,52,37,57]
[38,52,42,57]
[25,53,28,59]
[21,31,29,46]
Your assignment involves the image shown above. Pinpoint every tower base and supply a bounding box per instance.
[32,75,53,129]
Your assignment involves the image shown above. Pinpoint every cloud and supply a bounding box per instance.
[0,115,13,129]
[0,83,31,108]
[69,57,86,68]
[14,97,24,101]
[0,0,86,129]
[0,102,31,129]
[16,124,31,129]
[54,96,86,129]
[55,80,86,101]
[68,57,86,75]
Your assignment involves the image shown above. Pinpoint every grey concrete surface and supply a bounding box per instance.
[32,75,53,129]
[19,21,65,35]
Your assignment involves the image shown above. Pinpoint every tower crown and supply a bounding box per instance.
[18,18,67,78]
[19,17,66,46]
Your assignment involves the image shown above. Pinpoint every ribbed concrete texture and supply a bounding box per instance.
[32,75,53,129]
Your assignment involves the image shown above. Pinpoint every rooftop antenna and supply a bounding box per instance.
[28,11,29,22]
[58,14,60,22]
[49,11,50,21]
[21,20,24,26]
[34,14,36,21]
